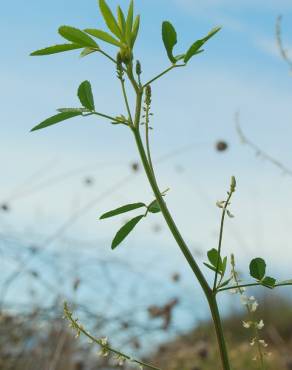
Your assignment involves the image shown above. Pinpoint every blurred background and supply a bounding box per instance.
[1,0,292,369]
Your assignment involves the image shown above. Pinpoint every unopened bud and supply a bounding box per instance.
[231,254,235,267]
[116,52,124,80]
[119,46,133,65]
[145,85,152,106]
[230,176,236,192]
[136,60,142,75]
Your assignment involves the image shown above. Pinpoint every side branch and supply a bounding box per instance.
[64,303,161,370]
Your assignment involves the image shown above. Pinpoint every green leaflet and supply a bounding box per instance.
[207,248,223,272]
[30,43,82,56]
[117,6,126,37]
[174,53,186,62]
[80,47,97,58]
[58,26,99,48]
[31,112,82,132]
[100,202,146,219]
[261,276,276,288]
[126,0,134,45]
[148,200,161,214]
[184,26,221,63]
[249,258,266,280]
[77,81,95,111]
[111,215,144,249]
[162,21,177,64]
[57,108,89,113]
[131,15,140,47]
[85,29,122,47]
[99,0,122,39]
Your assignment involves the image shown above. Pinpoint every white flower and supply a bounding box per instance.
[100,337,108,346]
[250,338,256,346]
[243,321,251,329]
[116,355,126,366]
[257,320,264,330]
[251,301,259,312]
[216,200,226,209]
[259,340,268,348]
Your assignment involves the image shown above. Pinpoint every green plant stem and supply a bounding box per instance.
[92,112,123,122]
[99,50,118,64]
[143,64,185,87]
[120,79,133,125]
[127,63,140,94]
[218,280,292,293]
[119,63,232,370]
[133,90,143,129]
[144,98,154,174]
[132,124,231,370]
[218,282,261,293]
[213,192,233,291]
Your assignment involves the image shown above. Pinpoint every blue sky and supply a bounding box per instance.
[1,0,292,279]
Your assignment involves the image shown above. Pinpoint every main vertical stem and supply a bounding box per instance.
[132,126,231,370]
